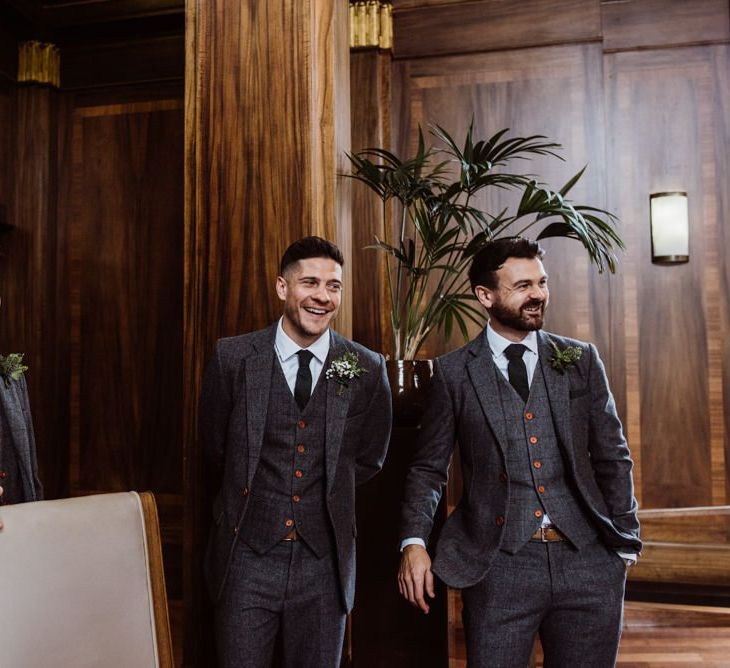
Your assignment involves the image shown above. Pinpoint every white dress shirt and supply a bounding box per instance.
[274,318,330,396]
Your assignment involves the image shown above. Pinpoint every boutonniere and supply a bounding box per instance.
[548,341,582,374]
[0,353,28,388]
[325,351,368,394]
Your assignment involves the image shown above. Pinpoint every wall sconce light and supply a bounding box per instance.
[650,191,689,264]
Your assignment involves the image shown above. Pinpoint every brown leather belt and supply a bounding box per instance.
[530,525,565,542]
[283,529,299,541]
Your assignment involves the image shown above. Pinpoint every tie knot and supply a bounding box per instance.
[296,349,314,367]
[504,343,527,361]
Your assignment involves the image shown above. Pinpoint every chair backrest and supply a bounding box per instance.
[0,491,173,667]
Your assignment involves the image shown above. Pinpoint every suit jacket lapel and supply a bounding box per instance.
[466,332,510,457]
[538,331,576,467]
[244,325,276,487]
[325,331,351,494]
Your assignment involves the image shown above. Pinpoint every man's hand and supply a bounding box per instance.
[398,544,435,614]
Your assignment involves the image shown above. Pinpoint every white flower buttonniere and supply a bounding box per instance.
[325,351,368,395]
[0,352,28,389]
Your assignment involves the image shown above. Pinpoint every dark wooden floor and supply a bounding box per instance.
[452,602,730,668]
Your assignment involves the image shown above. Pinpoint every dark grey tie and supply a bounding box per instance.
[504,343,530,403]
[294,350,314,411]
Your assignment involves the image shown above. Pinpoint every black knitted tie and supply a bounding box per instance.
[294,349,314,410]
[504,343,530,403]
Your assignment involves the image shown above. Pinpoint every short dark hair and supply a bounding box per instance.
[279,236,344,276]
[468,237,545,291]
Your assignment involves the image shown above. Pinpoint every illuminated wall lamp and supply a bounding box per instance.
[650,191,689,264]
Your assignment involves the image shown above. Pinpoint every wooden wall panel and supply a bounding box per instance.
[602,0,730,52]
[350,50,391,354]
[394,0,601,59]
[0,88,9,223]
[4,86,71,500]
[606,46,730,508]
[393,44,613,362]
[68,100,184,496]
[62,35,184,90]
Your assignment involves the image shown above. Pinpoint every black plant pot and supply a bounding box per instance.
[350,359,449,667]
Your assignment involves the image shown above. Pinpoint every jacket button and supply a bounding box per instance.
[537,485,545,494]
[297,420,306,429]
[285,519,294,527]
[529,436,538,445]
[534,510,543,518]
[294,470,304,479]
[296,444,305,454]
[242,487,249,496]
[495,516,505,526]
[499,472,508,482]
[525,412,534,420]
[533,460,542,469]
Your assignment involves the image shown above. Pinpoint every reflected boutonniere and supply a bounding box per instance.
[548,341,582,374]
[0,353,28,388]
[325,351,368,395]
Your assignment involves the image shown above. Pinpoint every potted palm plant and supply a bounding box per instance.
[346,122,624,422]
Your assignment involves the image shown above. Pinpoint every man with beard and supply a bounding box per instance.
[398,237,640,666]
[201,236,391,667]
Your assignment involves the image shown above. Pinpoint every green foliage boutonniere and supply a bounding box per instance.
[325,351,368,394]
[548,341,582,374]
[0,353,28,388]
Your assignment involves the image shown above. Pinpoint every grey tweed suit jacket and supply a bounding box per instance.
[400,328,641,589]
[201,324,392,610]
[0,376,43,503]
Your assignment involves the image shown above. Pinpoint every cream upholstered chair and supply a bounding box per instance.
[0,491,173,667]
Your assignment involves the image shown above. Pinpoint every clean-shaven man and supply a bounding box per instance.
[201,236,392,667]
[398,237,640,667]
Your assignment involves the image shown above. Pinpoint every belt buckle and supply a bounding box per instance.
[539,526,549,542]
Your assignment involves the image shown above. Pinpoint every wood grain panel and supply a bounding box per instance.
[394,0,601,59]
[184,2,351,663]
[0,24,16,83]
[605,47,729,508]
[602,0,730,52]
[350,50,391,353]
[0,88,9,221]
[5,86,71,500]
[393,44,612,361]
[62,35,184,90]
[69,100,183,495]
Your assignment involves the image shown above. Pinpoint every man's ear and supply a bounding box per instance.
[474,285,493,310]
[275,275,287,301]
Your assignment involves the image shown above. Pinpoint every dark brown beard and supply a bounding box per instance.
[489,298,545,332]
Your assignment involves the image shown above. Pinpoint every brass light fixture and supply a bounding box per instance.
[650,191,689,264]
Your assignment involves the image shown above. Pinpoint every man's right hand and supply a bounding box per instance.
[398,544,435,614]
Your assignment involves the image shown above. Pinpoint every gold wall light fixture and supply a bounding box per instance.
[650,191,689,264]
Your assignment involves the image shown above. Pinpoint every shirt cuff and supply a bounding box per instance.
[616,551,637,566]
[400,537,426,552]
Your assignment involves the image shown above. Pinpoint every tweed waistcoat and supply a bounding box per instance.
[0,406,24,504]
[238,357,334,557]
[499,363,598,553]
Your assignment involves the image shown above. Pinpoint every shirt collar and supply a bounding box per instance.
[486,322,538,358]
[275,317,330,364]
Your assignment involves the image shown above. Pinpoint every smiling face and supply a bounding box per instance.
[276,257,343,347]
[474,256,549,341]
